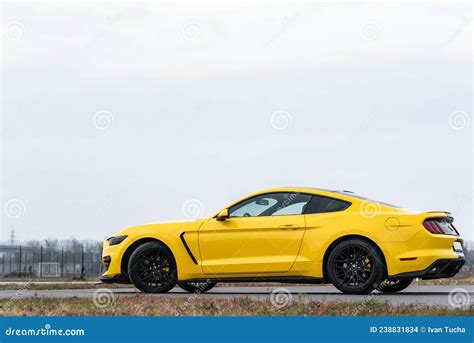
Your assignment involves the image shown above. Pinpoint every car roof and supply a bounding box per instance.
[260,187,400,208]
[214,187,400,217]
[261,187,354,195]
[245,187,357,201]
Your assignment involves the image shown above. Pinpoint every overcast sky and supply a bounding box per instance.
[1,2,472,242]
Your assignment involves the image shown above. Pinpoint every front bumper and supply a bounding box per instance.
[101,237,129,280]
[100,274,131,284]
[391,258,465,280]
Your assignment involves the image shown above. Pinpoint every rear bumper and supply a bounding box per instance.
[391,258,465,280]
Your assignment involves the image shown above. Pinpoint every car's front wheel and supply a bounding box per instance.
[327,239,386,295]
[379,278,413,293]
[128,242,177,293]
[177,281,217,294]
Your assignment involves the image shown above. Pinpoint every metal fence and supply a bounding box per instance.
[0,245,102,278]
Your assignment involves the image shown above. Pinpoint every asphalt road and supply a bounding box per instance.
[0,285,472,307]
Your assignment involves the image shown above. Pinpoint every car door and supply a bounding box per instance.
[198,192,311,275]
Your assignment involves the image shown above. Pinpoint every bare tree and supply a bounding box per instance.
[44,237,59,250]
[65,238,82,253]
[85,241,102,253]
[26,240,41,248]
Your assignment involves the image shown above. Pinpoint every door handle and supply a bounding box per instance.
[279,224,300,230]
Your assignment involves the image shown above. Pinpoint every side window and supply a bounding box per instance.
[229,196,278,217]
[229,193,312,217]
[304,196,351,214]
[272,202,307,216]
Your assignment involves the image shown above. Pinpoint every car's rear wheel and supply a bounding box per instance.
[128,242,177,293]
[177,281,217,293]
[327,239,386,295]
[379,278,413,293]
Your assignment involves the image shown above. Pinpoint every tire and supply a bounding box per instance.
[177,281,217,294]
[128,242,177,293]
[379,278,413,293]
[327,238,386,295]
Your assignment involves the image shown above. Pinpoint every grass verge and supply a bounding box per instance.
[1,278,474,291]
[0,296,471,316]
[0,283,129,290]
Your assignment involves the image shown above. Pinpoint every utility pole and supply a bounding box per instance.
[19,245,22,276]
[61,247,64,278]
[81,245,85,280]
[39,246,43,278]
[10,226,15,245]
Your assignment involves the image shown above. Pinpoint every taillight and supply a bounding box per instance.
[423,218,459,236]
[424,220,442,234]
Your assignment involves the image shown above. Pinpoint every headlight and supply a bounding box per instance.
[108,235,127,246]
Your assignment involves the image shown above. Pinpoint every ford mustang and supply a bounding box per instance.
[100,187,465,294]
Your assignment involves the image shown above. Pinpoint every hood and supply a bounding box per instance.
[108,218,207,239]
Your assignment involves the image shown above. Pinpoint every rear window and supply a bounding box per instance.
[333,191,400,208]
[304,196,351,214]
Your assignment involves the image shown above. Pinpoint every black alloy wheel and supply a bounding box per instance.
[327,239,386,295]
[128,242,177,293]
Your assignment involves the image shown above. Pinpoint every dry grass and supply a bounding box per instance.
[1,269,472,290]
[415,278,474,285]
[0,279,473,291]
[0,283,130,290]
[1,278,474,291]
[0,296,471,316]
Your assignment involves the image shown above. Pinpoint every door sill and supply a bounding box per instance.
[181,276,324,284]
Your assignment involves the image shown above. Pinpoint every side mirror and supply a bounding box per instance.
[216,209,229,221]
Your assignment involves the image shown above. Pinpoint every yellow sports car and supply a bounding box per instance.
[100,187,465,294]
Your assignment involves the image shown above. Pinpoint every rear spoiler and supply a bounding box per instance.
[424,211,454,223]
